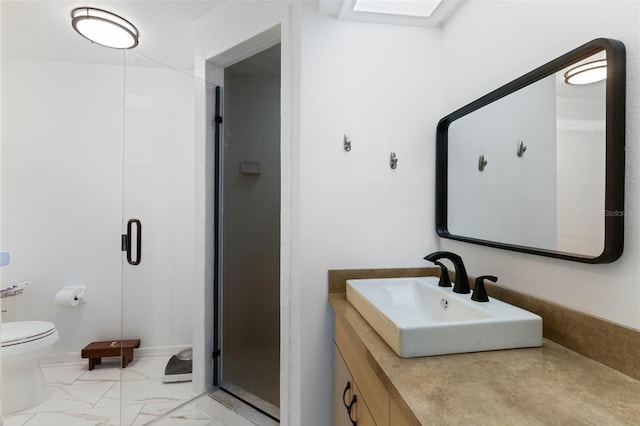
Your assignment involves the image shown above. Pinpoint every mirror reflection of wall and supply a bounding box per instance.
[556,51,606,256]
[446,49,607,257]
[448,75,557,249]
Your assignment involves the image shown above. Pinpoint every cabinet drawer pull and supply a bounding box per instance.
[347,395,357,425]
[342,381,352,408]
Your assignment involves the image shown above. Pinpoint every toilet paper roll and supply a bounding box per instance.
[55,287,85,307]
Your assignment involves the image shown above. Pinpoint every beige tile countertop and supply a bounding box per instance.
[330,292,640,425]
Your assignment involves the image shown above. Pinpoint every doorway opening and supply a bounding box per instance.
[214,43,281,422]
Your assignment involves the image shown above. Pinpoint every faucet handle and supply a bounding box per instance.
[471,275,497,302]
[434,261,452,288]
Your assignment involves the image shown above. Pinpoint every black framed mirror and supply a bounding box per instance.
[436,38,625,263]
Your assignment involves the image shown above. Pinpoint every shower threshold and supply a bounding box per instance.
[214,383,279,424]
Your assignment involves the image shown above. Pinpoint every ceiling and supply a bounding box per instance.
[2,0,464,72]
[1,0,223,72]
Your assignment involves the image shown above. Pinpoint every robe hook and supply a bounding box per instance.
[517,141,527,157]
[478,155,487,171]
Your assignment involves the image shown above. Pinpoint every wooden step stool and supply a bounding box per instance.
[81,339,141,371]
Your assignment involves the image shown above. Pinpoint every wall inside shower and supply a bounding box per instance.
[121,56,198,358]
[1,55,196,359]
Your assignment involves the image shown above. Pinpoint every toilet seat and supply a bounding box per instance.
[1,321,57,347]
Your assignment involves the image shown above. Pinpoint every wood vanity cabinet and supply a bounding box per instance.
[334,346,376,425]
[334,315,415,426]
[333,345,354,425]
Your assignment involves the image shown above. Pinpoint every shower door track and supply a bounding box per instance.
[219,386,280,423]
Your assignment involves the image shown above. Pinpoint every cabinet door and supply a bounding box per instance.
[351,381,377,426]
[334,346,355,426]
[335,315,389,425]
[335,345,381,426]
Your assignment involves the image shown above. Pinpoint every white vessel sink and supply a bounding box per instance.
[346,276,542,358]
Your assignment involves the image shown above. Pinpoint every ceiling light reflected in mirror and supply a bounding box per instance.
[564,59,607,85]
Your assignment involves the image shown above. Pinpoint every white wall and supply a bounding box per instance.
[1,55,197,357]
[120,56,197,355]
[195,3,441,424]
[556,127,605,255]
[440,0,640,329]
[1,57,124,355]
[297,8,441,424]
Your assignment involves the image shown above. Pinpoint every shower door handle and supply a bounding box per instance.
[124,219,142,265]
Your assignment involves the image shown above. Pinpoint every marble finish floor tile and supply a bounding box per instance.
[3,413,35,426]
[75,362,125,383]
[3,358,222,426]
[132,401,219,426]
[122,357,170,381]
[16,382,115,414]
[17,404,142,426]
[42,363,88,385]
[134,416,222,425]
[95,380,195,408]
[41,360,87,368]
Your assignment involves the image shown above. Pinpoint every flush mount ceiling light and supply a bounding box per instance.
[564,59,607,85]
[71,7,139,49]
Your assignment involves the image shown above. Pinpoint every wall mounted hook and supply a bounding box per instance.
[343,134,351,152]
[517,141,527,157]
[390,152,398,169]
[478,155,488,171]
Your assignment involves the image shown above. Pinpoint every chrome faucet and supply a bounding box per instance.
[423,251,470,294]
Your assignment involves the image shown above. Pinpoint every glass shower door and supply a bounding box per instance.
[119,51,213,422]
[217,44,281,420]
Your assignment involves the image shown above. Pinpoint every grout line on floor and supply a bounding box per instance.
[140,389,218,425]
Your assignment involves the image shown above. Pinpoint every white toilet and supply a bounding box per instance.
[1,321,60,413]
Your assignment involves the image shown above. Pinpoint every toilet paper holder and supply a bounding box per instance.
[55,285,86,306]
